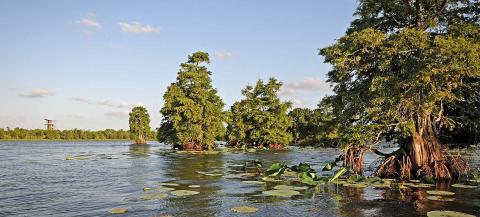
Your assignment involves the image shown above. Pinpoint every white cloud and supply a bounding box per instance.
[76,12,101,30]
[19,89,54,98]
[280,77,331,96]
[118,22,160,33]
[291,99,305,108]
[67,114,86,120]
[215,51,233,60]
[97,100,130,109]
[105,111,129,119]
[70,97,93,104]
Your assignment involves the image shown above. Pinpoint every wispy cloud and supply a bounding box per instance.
[291,99,305,108]
[280,77,331,96]
[118,22,160,33]
[215,51,233,60]
[19,89,54,98]
[70,97,93,104]
[98,100,130,109]
[105,111,129,119]
[76,12,101,30]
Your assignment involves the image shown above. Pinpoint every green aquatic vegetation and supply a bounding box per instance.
[65,156,74,160]
[300,171,328,186]
[451,184,477,189]
[411,183,435,188]
[369,183,391,188]
[108,208,128,214]
[158,182,180,187]
[75,156,89,160]
[188,185,200,188]
[426,196,455,202]
[343,183,367,188]
[290,163,314,173]
[141,192,168,200]
[365,177,382,184]
[262,189,300,197]
[242,180,264,185]
[427,210,475,217]
[171,190,200,196]
[347,174,365,183]
[231,206,258,213]
[426,191,455,196]
[265,163,287,176]
[329,167,347,182]
[421,176,436,184]
[273,185,308,191]
[156,186,175,191]
[142,187,151,191]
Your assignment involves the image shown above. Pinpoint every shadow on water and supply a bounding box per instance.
[128,144,151,157]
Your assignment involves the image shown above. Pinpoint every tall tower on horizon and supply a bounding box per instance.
[44,119,55,130]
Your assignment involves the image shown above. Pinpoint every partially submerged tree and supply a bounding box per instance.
[158,51,226,150]
[320,0,479,180]
[129,106,151,145]
[226,78,293,150]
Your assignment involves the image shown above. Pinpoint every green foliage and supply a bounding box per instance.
[0,127,142,140]
[320,0,480,146]
[226,78,293,148]
[288,100,341,147]
[329,167,348,182]
[158,51,226,149]
[265,163,288,176]
[129,106,151,143]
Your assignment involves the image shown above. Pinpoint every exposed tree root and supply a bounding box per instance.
[342,145,472,180]
[344,146,367,174]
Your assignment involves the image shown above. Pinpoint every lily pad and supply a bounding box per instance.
[158,182,179,187]
[231,206,258,213]
[171,190,200,196]
[141,192,168,200]
[196,171,223,176]
[188,185,201,188]
[343,183,367,188]
[427,210,475,217]
[411,183,435,188]
[242,180,264,185]
[427,196,455,202]
[108,208,128,214]
[273,185,308,190]
[157,186,175,191]
[451,184,477,189]
[370,183,391,188]
[262,189,300,197]
[65,156,74,160]
[142,187,152,191]
[426,191,455,196]
[75,156,89,160]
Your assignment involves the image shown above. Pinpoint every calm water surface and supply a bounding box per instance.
[0,141,479,217]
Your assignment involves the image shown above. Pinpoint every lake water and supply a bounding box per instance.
[0,141,479,217]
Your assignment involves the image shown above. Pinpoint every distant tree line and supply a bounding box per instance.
[0,128,157,141]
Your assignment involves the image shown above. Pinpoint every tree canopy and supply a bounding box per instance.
[158,51,226,150]
[129,106,151,144]
[226,78,293,149]
[319,0,479,179]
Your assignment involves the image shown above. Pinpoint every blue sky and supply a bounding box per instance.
[0,0,357,130]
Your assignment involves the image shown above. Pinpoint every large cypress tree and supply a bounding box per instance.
[158,51,225,150]
[226,78,293,150]
[320,0,479,179]
[129,106,151,145]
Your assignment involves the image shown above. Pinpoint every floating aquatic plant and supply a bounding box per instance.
[262,189,300,197]
[141,192,168,200]
[231,206,258,213]
[242,180,264,185]
[426,210,475,217]
[426,196,455,202]
[451,184,477,189]
[171,190,200,196]
[158,182,179,187]
[157,186,175,191]
[188,185,200,188]
[108,208,128,214]
[273,185,308,190]
[426,191,455,196]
